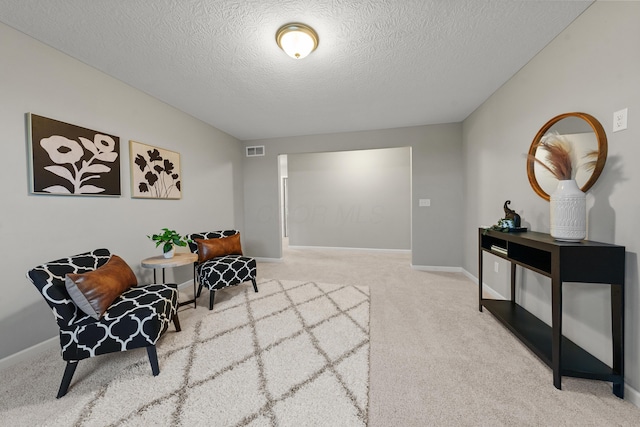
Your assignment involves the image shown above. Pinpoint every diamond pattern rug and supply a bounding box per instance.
[0,279,369,426]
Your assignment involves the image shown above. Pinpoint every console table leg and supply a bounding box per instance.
[551,278,562,390]
[613,381,624,399]
[478,241,483,312]
[611,283,624,398]
[510,263,516,303]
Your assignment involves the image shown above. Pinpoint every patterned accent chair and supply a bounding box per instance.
[185,230,258,310]
[26,248,180,398]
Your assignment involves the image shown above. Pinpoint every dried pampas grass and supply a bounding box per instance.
[530,132,574,180]
[582,149,600,173]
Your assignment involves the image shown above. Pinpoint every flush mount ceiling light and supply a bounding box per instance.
[275,23,319,59]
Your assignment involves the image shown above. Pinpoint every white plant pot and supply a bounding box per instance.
[163,246,175,258]
[550,179,586,242]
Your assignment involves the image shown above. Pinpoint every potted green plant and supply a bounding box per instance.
[148,228,190,258]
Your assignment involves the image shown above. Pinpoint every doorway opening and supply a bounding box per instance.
[277,147,412,256]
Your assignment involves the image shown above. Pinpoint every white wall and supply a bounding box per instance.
[463,2,640,391]
[0,23,244,359]
[242,124,463,267]
[287,147,411,250]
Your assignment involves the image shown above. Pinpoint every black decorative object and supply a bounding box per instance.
[503,200,521,228]
[482,200,527,234]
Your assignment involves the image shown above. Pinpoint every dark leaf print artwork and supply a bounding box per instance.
[28,114,121,196]
[130,140,182,199]
[148,149,162,162]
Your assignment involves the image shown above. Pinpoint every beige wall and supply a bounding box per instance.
[242,124,463,267]
[463,1,640,393]
[287,147,411,250]
[0,23,244,359]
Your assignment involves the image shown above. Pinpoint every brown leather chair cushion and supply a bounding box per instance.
[196,233,243,263]
[65,255,137,319]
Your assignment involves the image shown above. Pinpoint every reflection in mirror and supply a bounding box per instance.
[527,112,607,201]
[534,118,597,195]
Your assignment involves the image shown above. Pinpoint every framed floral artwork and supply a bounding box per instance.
[129,140,182,199]
[27,113,121,196]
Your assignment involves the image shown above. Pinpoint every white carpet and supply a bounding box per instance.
[0,279,370,426]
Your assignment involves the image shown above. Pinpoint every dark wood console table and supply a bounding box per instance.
[478,228,625,397]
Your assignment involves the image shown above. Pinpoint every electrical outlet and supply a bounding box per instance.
[494,262,499,273]
[613,108,628,132]
[419,198,431,207]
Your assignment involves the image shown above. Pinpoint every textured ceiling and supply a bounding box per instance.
[0,0,592,141]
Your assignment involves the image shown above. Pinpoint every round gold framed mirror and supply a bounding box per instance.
[527,112,607,201]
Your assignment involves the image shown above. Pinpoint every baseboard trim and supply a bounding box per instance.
[625,383,640,408]
[288,245,411,254]
[461,268,476,283]
[461,268,505,299]
[254,257,284,263]
[411,265,462,273]
[0,336,58,372]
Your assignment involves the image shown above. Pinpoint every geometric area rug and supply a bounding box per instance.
[0,279,370,427]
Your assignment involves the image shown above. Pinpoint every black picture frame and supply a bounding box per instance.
[27,113,121,196]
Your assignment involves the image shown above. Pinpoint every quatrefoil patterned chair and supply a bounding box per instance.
[184,230,258,310]
[26,248,180,398]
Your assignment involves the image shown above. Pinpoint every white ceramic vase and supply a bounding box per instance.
[550,179,586,242]
[163,246,175,258]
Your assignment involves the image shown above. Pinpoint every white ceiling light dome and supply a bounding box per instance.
[276,23,319,59]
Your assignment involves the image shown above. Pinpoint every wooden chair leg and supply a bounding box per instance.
[209,290,215,310]
[57,360,78,398]
[147,346,160,376]
[173,313,181,332]
[196,284,204,298]
[251,278,258,293]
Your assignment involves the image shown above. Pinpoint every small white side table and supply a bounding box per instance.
[141,252,198,308]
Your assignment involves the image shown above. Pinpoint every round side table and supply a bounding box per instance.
[141,252,198,308]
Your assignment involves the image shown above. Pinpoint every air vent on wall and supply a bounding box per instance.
[246,146,265,157]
